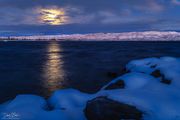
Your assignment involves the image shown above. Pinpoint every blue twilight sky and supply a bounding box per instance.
[0,0,180,36]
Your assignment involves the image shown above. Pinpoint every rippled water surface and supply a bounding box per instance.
[0,41,180,103]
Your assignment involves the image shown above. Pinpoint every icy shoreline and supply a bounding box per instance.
[1,31,180,41]
[0,56,180,120]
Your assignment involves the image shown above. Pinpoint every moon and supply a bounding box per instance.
[40,8,66,25]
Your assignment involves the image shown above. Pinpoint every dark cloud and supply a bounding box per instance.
[0,0,179,35]
[0,0,165,12]
[172,0,180,5]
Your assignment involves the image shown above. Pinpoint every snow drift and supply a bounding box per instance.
[1,31,180,41]
[0,57,180,120]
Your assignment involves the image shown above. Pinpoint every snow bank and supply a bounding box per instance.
[0,57,180,120]
[1,31,180,41]
[127,57,180,86]
[48,89,95,120]
[100,57,180,120]
[0,95,67,120]
[49,89,93,109]
[101,72,158,90]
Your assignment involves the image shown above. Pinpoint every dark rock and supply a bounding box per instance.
[146,62,151,65]
[107,72,118,78]
[84,96,143,120]
[151,70,161,78]
[43,102,54,111]
[161,76,172,85]
[150,64,157,68]
[120,68,130,75]
[151,70,172,85]
[105,80,125,90]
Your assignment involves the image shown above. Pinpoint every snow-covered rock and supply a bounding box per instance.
[101,72,158,90]
[0,95,67,120]
[0,56,180,120]
[1,31,180,41]
[100,57,180,120]
[49,89,93,109]
[84,96,143,120]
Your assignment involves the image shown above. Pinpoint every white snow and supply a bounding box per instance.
[100,57,180,120]
[1,31,180,41]
[126,57,159,74]
[0,95,67,120]
[126,57,180,86]
[0,57,180,120]
[101,72,158,90]
[49,89,93,109]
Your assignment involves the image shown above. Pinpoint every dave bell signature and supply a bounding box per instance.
[1,112,20,120]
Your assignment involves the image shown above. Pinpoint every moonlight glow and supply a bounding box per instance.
[40,8,66,25]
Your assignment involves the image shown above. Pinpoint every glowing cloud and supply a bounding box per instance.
[172,0,180,5]
[40,8,67,25]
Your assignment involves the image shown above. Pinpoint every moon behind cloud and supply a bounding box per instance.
[40,8,67,25]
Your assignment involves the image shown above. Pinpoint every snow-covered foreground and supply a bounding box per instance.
[1,31,180,41]
[0,57,180,120]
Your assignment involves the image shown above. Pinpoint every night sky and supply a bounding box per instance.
[0,0,180,36]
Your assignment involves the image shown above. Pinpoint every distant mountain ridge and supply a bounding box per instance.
[1,31,180,41]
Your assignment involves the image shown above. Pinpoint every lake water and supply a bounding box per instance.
[0,41,180,103]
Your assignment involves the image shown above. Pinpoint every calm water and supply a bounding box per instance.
[0,41,180,103]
